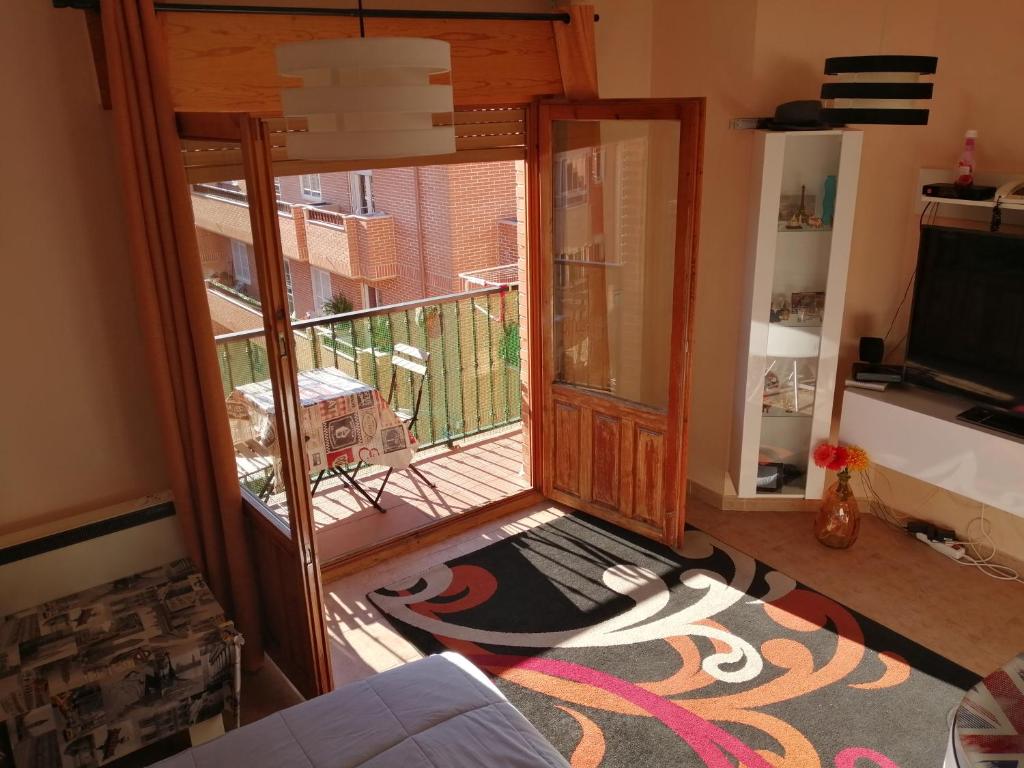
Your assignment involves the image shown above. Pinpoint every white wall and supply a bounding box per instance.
[0,2,169,536]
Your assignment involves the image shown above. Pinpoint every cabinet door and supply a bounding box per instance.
[536,100,704,547]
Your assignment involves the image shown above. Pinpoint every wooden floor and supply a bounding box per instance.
[268,426,529,562]
[321,497,1024,690]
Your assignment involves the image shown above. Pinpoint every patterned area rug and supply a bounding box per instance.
[368,513,978,767]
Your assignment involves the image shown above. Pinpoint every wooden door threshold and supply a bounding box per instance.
[319,489,543,582]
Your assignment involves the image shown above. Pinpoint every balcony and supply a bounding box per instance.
[215,285,527,561]
[191,184,304,261]
[205,279,261,334]
[192,184,398,281]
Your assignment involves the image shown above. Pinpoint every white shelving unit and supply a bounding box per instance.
[731,130,863,499]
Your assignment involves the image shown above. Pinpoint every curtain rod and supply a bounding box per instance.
[53,1,599,23]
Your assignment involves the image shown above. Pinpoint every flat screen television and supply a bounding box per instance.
[905,225,1024,410]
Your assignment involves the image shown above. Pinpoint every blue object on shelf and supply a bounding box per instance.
[822,175,837,226]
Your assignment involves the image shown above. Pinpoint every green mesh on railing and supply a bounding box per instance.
[215,286,522,450]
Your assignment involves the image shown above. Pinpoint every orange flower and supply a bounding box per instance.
[845,445,870,472]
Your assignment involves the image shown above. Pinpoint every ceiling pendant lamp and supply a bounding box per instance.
[821,55,938,125]
[275,1,455,161]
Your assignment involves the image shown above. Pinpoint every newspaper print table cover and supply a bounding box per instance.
[953,652,1024,767]
[0,560,241,768]
[227,367,417,474]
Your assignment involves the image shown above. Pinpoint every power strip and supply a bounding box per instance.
[914,532,966,560]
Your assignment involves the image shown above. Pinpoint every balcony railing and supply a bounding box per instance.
[214,285,522,450]
[459,264,520,289]
[305,207,346,228]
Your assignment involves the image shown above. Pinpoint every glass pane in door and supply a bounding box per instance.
[552,119,680,410]
[190,177,296,532]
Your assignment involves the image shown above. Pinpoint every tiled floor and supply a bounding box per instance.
[307,426,529,562]
[320,497,1024,692]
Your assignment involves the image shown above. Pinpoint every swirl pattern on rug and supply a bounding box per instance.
[369,514,977,767]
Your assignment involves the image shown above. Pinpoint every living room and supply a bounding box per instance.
[1,1,1021,767]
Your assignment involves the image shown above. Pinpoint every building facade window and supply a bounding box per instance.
[284,260,295,317]
[230,239,252,286]
[300,174,322,201]
[554,151,589,208]
[362,284,381,309]
[311,266,332,314]
[351,171,375,214]
[274,179,282,200]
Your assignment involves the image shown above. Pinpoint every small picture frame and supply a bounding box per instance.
[790,291,826,321]
[778,191,816,225]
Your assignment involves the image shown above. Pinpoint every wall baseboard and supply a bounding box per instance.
[688,480,819,512]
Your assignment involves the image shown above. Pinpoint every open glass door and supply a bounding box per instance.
[537,100,704,548]
[183,107,539,692]
[181,114,333,699]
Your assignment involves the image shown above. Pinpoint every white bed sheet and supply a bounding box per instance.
[153,653,568,768]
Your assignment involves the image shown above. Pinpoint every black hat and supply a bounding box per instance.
[759,100,840,131]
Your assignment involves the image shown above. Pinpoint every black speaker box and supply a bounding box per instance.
[859,336,884,364]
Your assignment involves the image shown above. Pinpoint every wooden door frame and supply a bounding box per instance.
[532,99,705,549]
[177,111,334,697]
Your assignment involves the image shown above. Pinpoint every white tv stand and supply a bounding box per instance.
[839,384,1024,518]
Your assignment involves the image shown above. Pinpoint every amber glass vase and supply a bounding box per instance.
[814,473,860,548]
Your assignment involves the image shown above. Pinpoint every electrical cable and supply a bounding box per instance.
[881,202,931,342]
[884,334,907,362]
[860,468,911,531]
[954,505,1024,583]
[868,468,1023,584]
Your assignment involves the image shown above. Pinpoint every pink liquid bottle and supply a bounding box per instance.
[954,129,977,189]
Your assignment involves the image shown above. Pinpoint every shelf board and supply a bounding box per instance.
[756,481,807,497]
[761,409,813,418]
[771,320,823,328]
[777,224,833,233]
[921,195,1024,211]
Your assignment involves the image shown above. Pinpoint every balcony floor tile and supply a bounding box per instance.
[261,426,528,563]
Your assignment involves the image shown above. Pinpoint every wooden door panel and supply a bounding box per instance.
[547,386,665,539]
[633,427,666,526]
[553,400,582,496]
[618,418,635,518]
[590,413,620,510]
[244,503,323,698]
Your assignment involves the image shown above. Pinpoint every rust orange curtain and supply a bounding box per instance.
[101,0,263,670]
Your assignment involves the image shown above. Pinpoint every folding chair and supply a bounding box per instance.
[362,343,437,506]
[228,405,277,501]
[235,438,276,502]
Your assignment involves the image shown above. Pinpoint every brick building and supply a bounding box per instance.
[192,161,522,334]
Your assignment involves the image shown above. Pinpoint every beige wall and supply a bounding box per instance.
[632,0,1024,559]
[0,3,168,536]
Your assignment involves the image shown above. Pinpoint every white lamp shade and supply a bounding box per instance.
[276,37,456,161]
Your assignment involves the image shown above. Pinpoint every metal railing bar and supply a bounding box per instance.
[452,299,468,440]
[486,292,497,426]
[213,284,516,343]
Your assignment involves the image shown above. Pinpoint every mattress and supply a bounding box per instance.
[153,653,568,768]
